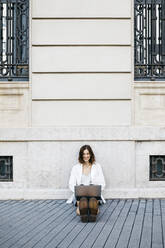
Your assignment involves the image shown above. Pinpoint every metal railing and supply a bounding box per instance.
[0,0,29,81]
[134,0,165,80]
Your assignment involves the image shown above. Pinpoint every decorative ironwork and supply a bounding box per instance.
[134,0,165,80]
[0,0,29,81]
[0,156,13,181]
[150,155,165,180]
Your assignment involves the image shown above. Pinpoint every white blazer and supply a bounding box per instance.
[66,162,106,204]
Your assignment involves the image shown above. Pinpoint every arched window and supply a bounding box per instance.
[0,0,29,81]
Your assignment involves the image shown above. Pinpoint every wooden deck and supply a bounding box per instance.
[0,199,164,248]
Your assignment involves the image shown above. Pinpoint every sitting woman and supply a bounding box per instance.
[66,144,106,222]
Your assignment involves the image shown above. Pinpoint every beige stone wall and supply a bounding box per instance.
[1,0,165,127]
[32,0,131,18]
[134,82,165,126]
[31,0,132,127]
[0,83,30,127]
[0,0,133,127]
[0,0,32,128]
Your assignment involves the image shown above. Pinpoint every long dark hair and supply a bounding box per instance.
[78,145,95,165]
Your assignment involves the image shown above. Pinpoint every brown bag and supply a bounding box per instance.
[74,185,101,200]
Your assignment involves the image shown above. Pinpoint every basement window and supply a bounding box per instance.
[150,155,165,181]
[0,156,13,181]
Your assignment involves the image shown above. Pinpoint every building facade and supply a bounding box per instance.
[0,0,165,199]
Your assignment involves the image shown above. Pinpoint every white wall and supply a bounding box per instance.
[32,47,131,72]
[32,20,131,45]
[32,0,131,18]
[31,0,132,127]
[32,100,131,126]
[32,74,131,100]
[1,127,165,199]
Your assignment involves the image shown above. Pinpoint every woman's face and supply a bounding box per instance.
[83,149,90,162]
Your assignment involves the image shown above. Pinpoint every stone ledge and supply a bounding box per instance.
[0,126,165,141]
[0,188,165,200]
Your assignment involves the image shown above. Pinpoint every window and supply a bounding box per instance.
[0,156,13,181]
[150,155,165,181]
[134,0,165,80]
[0,0,29,81]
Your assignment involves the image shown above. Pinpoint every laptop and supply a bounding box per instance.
[74,184,101,200]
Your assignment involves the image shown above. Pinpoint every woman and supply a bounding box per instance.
[66,145,106,222]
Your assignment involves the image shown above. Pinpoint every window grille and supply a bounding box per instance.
[0,0,29,81]
[134,0,165,80]
[150,155,165,180]
[0,156,13,181]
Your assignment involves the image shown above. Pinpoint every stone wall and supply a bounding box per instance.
[31,0,132,127]
[0,0,165,199]
[0,127,165,200]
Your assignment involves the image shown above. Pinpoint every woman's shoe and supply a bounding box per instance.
[79,197,88,222]
[88,197,98,222]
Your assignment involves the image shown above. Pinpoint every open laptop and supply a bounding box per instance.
[74,185,101,200]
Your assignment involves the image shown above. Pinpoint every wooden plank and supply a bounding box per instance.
[152,199,163,248]
[60,200,113,248]
[0,200,10,205]
[83,200,119,248]
[15,204,72,248]
[140,199,153,248]
[55,220,88,247]
[104,200,132,248]
[0,201,43,222]
[67,200,115,248]
[33,210,78,248]
[44,213,82,248]
[0,201,57,246]
[0,200,27,216]
[0,200,20,211]
[0,201,61,247]
[0,199,163,248]
[0,201,41,226]
[22,205,74,248]
[128,200,146,248]
[1,201,60,232]
[54,200,66,204]
[0,200,48,227]
[83,200,125,248]
[0,201,42,227]
[0,201,49,238]
[116,200,139,248]
[160,199,165,248]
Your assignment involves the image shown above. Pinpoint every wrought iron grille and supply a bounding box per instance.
[0,156,13,181]
[134,0,165,80]
[0,0,29,81]
[150,155,165,180]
